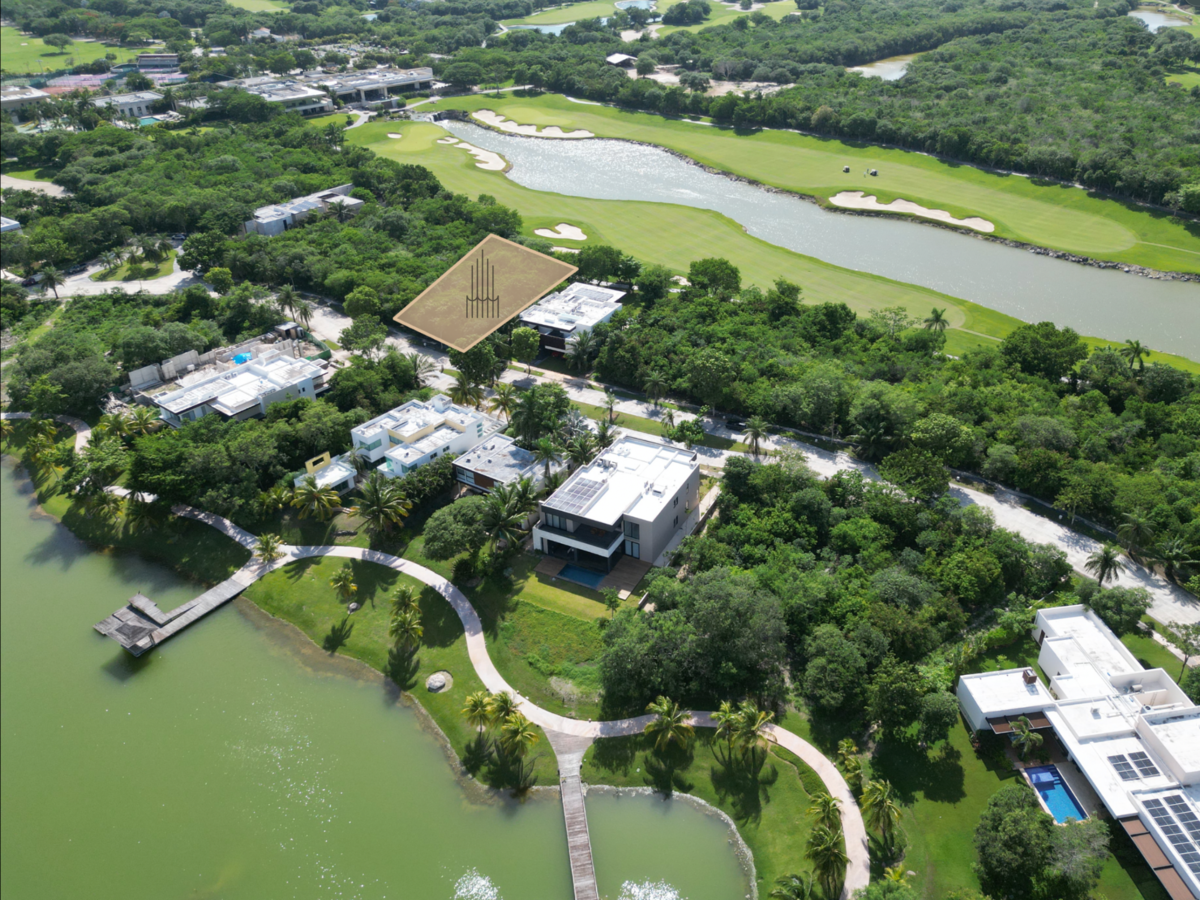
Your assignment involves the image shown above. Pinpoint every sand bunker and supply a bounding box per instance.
[830,191,994,232]
[436,136,459,144]
[455,141,507,171]
[473,109,593,139]
[387,132,403,139]
[535,223,587,241]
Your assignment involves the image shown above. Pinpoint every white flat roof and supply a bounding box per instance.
[455,435,538,484]
[353,395,499,444]
[958,668,1055,716]
[1151,714,1200,772]
[1040,606,1142,678]
[518,282,625,334]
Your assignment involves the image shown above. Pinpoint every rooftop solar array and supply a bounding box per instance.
[1129,751,1161,778]
[1109,755,1139,781]
[1144,796,1200,875]
[550,477,605,515]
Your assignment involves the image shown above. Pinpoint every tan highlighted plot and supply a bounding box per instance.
[829,191,995,232]
[534,223,588,241]
[472,109,594,138]
[395,234,578,352]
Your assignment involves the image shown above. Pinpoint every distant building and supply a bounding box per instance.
[312,67,434,106]
[137,53,179,70]
[294,451,357,493]
[605,53,637,68]
[518,282,625,353]
[91,91,163,118]
[245,185,363,237]
[240,78,334,114]
[0,216,22,234]
[957,605,1200,900]
[350,395,504,479]
[454,435,546,493]
[532,435,700,572]
[0,85,51,120]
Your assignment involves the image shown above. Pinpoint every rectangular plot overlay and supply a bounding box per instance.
[396,234,578,352]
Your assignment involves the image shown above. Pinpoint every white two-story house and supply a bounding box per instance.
[350,395,504,479]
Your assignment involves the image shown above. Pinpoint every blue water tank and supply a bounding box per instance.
[233,352,252,365]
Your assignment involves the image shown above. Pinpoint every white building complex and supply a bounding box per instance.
[91,91,163,118]
[532,435,699,573]
[245,184,362,236]
[350,395,504,480]
[957,605,1200,900]
[1,85,51,120]
[240,77,334,115]
[518,282,625,353]
[454,434,546,493]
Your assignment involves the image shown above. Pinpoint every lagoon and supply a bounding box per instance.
[1127,8,1192,31]
[846,54,918,81]
[0,464,749,900]
[441,120,1200,357]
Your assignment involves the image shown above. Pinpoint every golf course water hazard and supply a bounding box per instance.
[442,121,1199,357]
[0,464,749,900]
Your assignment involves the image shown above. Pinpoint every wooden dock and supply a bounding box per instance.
[547,730,599,900]
[94,569,252,656]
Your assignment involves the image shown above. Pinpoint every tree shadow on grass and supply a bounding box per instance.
[644,741,695,796]
[871,732,967,806]
[709,743,778,824]
[418,585,465,648]
[323,615,353,653]
[386,645,420,690]
[590,734,641,776]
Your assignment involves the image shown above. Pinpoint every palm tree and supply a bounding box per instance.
[487,382,519,422]
[883,864,911,885]
[356,470,413,535]
[388,606,423,650]
[594,419,617,451]
[450,372,484,409]
[1119,338,1149,372]
[254,532,285,563]
[30,417,59,439]
[482,489,526,550]
[500,711,540,758]
[861,779,903,845]
[329,564,357,602]
[643,370,668,407]
[462,690,493,736]
[487,691,519,728]
[923,307,949,332]
[392,584,420,616]
[807,792,842,831]
[734,700,774,758]
[1150,538,1198,583]
[127,405,161,435]
[565,433,596,470]
[292,298,313,331]
[0,417,13,445]
[532,437,562,482]
[661,408,676,433]
[643,695,694,753]
[257,485,292,517]
[40,266,65,300]
[1010,716,1043,760]
[24,433,55,471]
[559,408,591,443]
[405,352,439,388]
[805,824,848,897]
[98,250,119,274]
[85,490,124,523]
[566,331,596,373]
[744,415,769,458]
[768,872,815,900]
[292,474,342,521]
[712,699,739,752]
[603,390,618,423]
[95,412,131,440]
[1117,511,1155,555]
[850,419,894,462]
[276,285,299,320]
[124,497,169,534]
[1084,543,1125,585]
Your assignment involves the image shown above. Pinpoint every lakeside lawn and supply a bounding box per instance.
[0,26,149,73]
[422,92,1200,277]
[656,0,797,35]
[348,119,1200,371]
[225,0,289,10]
[90,249,176,283]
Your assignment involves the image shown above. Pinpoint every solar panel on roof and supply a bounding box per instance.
[1165,795,1200,844]
[1144,798,1200,875]
[1128,751,1161,778]
[1109,755,1139,781]
[551,477,604,514]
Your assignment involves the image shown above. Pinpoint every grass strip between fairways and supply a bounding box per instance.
[349,119,1200,371]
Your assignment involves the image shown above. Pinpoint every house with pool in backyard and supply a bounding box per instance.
[957,605,1200,900]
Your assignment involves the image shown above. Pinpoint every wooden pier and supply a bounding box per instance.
[94,567,255,656]
[547,731,599,900]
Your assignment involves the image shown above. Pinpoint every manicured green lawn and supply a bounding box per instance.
[0,26,150,73]
[424,92,1200,276]
[656,0,796,35]
[347,119,1200,370]
[225,0,289,11]
[583,728,824,894]
[0,162,59,183]
[503,0,634,26]
[90,249,175,283]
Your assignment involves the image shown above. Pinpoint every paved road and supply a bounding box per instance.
[1,174,67,197]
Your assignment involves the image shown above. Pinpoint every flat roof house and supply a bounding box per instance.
[454,434,546,493]
[532,435,699,572]
[957,605,1200,900]
[150,349,327,426]
[350,394,504,480]
[245,185,362,236]
[240,78,334,114]
[1,216,22,234]
[313,67,434,106]
[1,85,51,120]
[92,91,163,118]
[518,282,625,353]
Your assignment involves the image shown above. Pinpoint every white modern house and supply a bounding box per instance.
[91,91,163,118]
[238,76,333,114]
[957,606,1200,900]
[294,451,357,493]
[350,395,504,479]
[1,216,22,234]
[315,67,434,105]
[1,85,51,120]
[150,349,327,426]
[454,434,547,493]
[518,282,625,353]
[532,435,699,572]
[245,185,362,236]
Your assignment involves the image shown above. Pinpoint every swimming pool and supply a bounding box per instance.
[138,116,161,126]
[1026,765,1088,824]
[557,563,607,589]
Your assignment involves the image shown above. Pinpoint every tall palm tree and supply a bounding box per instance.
[500,711,540,758]
[405,352,439,388]
[1117,511,1155,555]
[807,792,842,831]
[712,700,739,753]
[276,285,299,320]
[734,700,774,758]
[1119,338,1149,372]
[127,405,161,436]
[1009,716,1043,760]
[124,497,169,534]
[643,695,694,753]
[487,691,519,727]
[462,690,493,736]
[254,532,285,563]
[292,474,342,521]
[392,584,420,616]
[861,779,903,845]
[744,415,769,458]
[565,433,596,470]
[643,370,668,407]
[532,437,562,482]
[559,408,591,443]
[40,266,65,300]
[594,419,617,450]
[603,390,618,423]
[30,417,59,439]
[661,408,676,433]
[329,564,357,602]
[487,382,519,422]
[482,489,526,550]
[769,872,815,900]
[98,250,119,274]
[257,485,293,516]
[805,824,848,897]
[923,306,949,332]
[292,298,313,331]
[95,412,131,440]
[388,606,423,650]
[566,331,596,373]
[1084,543,1125,585]
[356,470,413,535]
[85,490,124,523]
[1150,538,1198,583]
[450,372,484,409]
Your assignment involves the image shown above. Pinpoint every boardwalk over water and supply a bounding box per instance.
[547,731,599,900]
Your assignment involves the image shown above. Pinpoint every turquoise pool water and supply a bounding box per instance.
[138,116,160,126]
[1027,765,1088,824]
[558,563,607,589]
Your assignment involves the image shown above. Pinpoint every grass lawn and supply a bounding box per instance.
[224,0,289,10]
[656,0,796,35]
[90,250,175,282]
[503,0,633,26]
[583,727,824,894]
[421,92,1200,276]
[0,161,59,183]
[571,396,755,453]
[1165,63,1200,89]
[0,26,150,73]
[347,119,1200,371]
